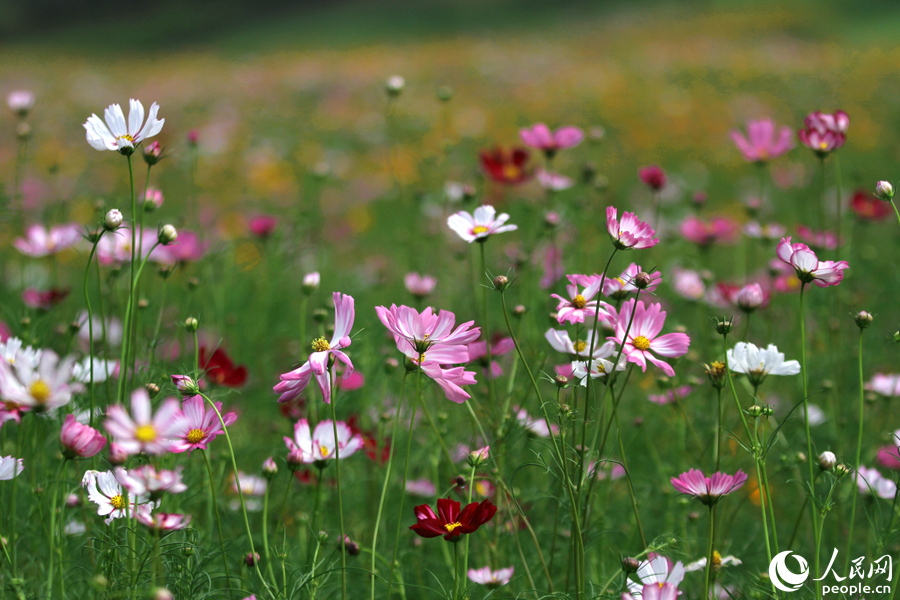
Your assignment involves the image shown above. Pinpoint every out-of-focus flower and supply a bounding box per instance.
[104,388,186,455]
[248,215,278,238]
[61,414,107,458]
[672,268,706,301]
[515,407,559,437]
[744,221,787,240]
[447,205,517,243]
[602,264,661,299]
[136,512,191,532]
[404,272,437,297]
[385,75,405,96]
[14,224,82,257]
[877,446,900,471]
[796,225,839,251]
[717,282,770,313]
[648,385,693,406]
[606,207,659,250]
[520,123,583,156]
[480,147,532,185]
[171,395,237,454]
[684,552,742,573]
[0,456,24,480]
[7,90,34,117]
[727,342,800,386]
[776,237,848,287]
[571,354,628,383]
[671,469,748,505]
[115,465,187,497]
[82,469,155,524]
[468,566,514,588]
[72,357,118,384]
[406,479,437,497]
[0,349,82,411]
[867,374,900,397]
[855,466,897,499]
[156,230,206,263]
[798,110,848,156]
[84,99,165,154]
[679,216,740,246]
[609,300,690,378]
[849,189,892,221]
[730,118,794,163]
[409,497,497,541]
[302,272,320,294]
[200,346,248,388]
[638,165,667,191]
[536,170,575,191]
[466,335,514,378]
[143,141,164,166]
[143,188,164,211]
[0,337,41,368]
[22,287,69,310]
[283,419,363,464]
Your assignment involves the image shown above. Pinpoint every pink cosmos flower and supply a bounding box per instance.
[154,230,207,264]
[283,419,364,463]
[855,466,897,499]
[447,205,517,243]
[468,566,514,588]
[638,165,667,191]
[14,224,82,257]
[404,272,437,297]
[467,336,514,377]
[744,221,787,240]
[406,478,437,497]
[608,299,690,378]
[671,268,706,301]
[22,287,69,310]
[606,207,659,250]
[626,555,685,598]
[796,225,839,251]
[60,414,107,458]
[144,187,164,210]
[274,292,355,405]
[730,118,794,163]
[602,264,661,300]
[590,460,626,480]
[776,237,848,287]
[248,215,278,238]
[136,512,191,532]
[536,170,575,191]
[648,385,693,406]
[671,468,748,505]
[419,363,478,404]
[515,407,559,437]
[104,388,187,455]
[520,123,584,155]
[798,110,849,156]
[867,374,900,397]
[170,395,237,454]
[716,282,770,312]
[877,446,900,471]
[115,465,187,497]
[623,583,679,600]
[536,243,564,289]
[551,274,611,325]
[375,304,479,364]
[679,216,740,246]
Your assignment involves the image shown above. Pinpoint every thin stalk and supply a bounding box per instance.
[327,366,348,600]
[834,153,843,254]
[845,328,866,571]
[82,234,103,427]
[703,506,717,600]
[889,199,900,230]
[798,283,821,600]
[202,449,233,595]
[477,241,497,406]
[714,388,722,471]
[460,462,477,600]
[262,478,278,591]
[614,409,647,548]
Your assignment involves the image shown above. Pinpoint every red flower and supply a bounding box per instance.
[347,415,390,465]
[410,497,497,542]
[200,346,248,388]
[480,147,532,185]
[850,189,892,221]
[22,287,69,310]
[638,165,667,191]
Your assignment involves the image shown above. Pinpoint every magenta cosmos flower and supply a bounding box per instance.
[284,418,363,464]
[447,205,517,243]
[638,165,667,191]
[520,123,584,156]
[671,468,748,505]
[606,207,659,250]
[730,118,794,163]
[60,414,107,458]
[115,465,187,497]
[608,299,690,378]
[104,388,186,455]
[679,216,739,246]
[551,274,613,325]
[170,395,237,454]
[776,237,848,287]
[14,223,82,257]
[798,110,849,156]
[404,272,437,297]
[136,511,191,532]
[274,292,355,405]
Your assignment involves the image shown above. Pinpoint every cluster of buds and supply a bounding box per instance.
[704,361,727,390]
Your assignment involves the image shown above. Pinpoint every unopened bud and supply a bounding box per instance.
[467,446,490,468]
[145,383,160,398]
[158,224,177,245]
[108,443,128,466]
[154,588,174,600]
[622,557,641,573]
[184,317,199,332]
[302,272,320,295]
[385,75,405,97]
[312,309,328,324]
[818,451,837,471]
[15,122,31,140]
[262,457,278,480]
[554,375,568,388]
[104,209,123,231]
[341,535,360,556]
[436,86,453,102]
[875,181,894,201]
[454,475,466,488]
[171,375,199,396]
[854,311,873,330]
[286,448,304,471]
[143,141,163,166]
[835,463,851,477]
[634,272,653,290]
[244,552,260,567]
[513,305,526,317]
[384,357,399,373]
[715,317,734,335]
[492,275,510,291]
[747,405,764,417]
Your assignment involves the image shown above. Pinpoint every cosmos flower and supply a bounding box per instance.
[798,110,849,156]
[60,414,107,459]
[850,189,892,221]
[551,274,613,325]
[468,566,514,588]
[7,90,34,117]
[679,216,740,246]
[409,497,497,541]
[136,512,191,532]
[248,215,278,238]
[104,388,186,455]
[648,385,693,406]
[520,123,584,155]
[795,225,839,251]
[671,468,748,505]
[776,237,848,287]
[404,272,437,297]
[671,268,706,301]
[82,469,156,524]
[606,207,659,250]
[608,299,690,378]
[200,346,248,388]
[447,205,518,243]
[602,264,662,299]
[627,555,685,598]
[515,407,559,437]
[730,118,794,163]
[14,223,82,257]
[479,147,532,185]
[283,419,364,464]
[22,287,70,310]
[170,395,237,454]
[855,466,897,499]
[638,165,667,191]
[83,99,165,154]
[115,465,187,497]
[545,328,611,358]
[744,221,787,240]
[536,170,575,191]
[727,342,800,386]
[866,374,900,397]
[0,349,82,411]
[0,456,24,480]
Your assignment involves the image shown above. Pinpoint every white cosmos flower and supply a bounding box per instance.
[447,204,517,243]
[0,349,82,410]
[81,469,156,524]
[0,337,42,369]
[727,342,800,386]
[571,356,627,383]
[0,456,24,480]
[545,329,611,358]
[83,99,165,154]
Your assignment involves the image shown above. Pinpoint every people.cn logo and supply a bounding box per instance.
[769,551,811,592]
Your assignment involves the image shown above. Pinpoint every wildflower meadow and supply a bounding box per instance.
[2,1,900,599]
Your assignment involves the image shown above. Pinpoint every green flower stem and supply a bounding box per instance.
[890,199,900,230]
[82,233,103,428]
[460,462,477,600]
[370,373,407,600]
[125,154,137,395]
[46,459,67,597]
[261,475,279,593]
[714,387,723,471]
[834,153,843,256]
[327,366,348,600]
[386,360,423,600]
[703,505,717,600]
[116,240,161,404]
[477,241,497,407]
[614,408,647,549]
[845,328,866,571]
[202,449,233,595]
[453,542,460,600]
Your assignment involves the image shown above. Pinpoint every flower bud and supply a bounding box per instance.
[454,475,466,488]
[312,309,328,324]
[8,90,34,118]
[302,271,320,295]
[634,272,653,290]
[436,85,453,102]
[467,446,490,468]
[184,317,199,332]
[317,531,329,544]
[384,357,399,373]
[747,405,765,417]
[108,443,128,466]
[714,317,734,335]
[554,375,569,388]
[341,535,360,556]
[262,457,278,480]
[492,275,510,291]
[171,375,199,396]
[15,122,31,140]
[854,311,873,330]
[154,588,174,600]
[145,383,160,398]
[835,463,851,477]
[286,448,305,472]
[818,451,837,471]
[143,141,164,166]
[182,546,194,556]
[875,180,894,201]
[144,187,164,212]
[736,284,765,312]
[158,224,177,245]
[187,129,199,146]
[104,209,123,231]
[385,75,405,97]
[244,552,260,567]
[622,557,641,573]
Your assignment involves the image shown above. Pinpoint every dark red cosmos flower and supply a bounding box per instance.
[200,346,248,388]
[22,287,69,310]
[850,189,892,221]
[480,147,532,185]
[638,165,667,191]
[410,497,497,542]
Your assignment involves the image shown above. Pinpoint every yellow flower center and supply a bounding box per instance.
[187,429,205,444]
[311,337,330,352]
[29,380,51,404]
[444,521,463,533]
[712,550,722,568]
[472,225,489,235]
[574,340,587,353]
[616,277,626,286]
[110,494,127,510]
[502,165,521,180]
[135,424,157,443]
[476,481,489,496]
[572,294,587,309]
[319,445,330,458]
[632,335,651,351]
[117,134,135,144]
[818,141,828,150]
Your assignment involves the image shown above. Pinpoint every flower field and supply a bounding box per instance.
[2,1,900,599]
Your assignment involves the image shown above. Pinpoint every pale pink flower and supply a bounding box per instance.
[115,465,187,497]
[136,512,191,532]
[283,419,363,463]
[447,205,517,243]
[551,274,612,324]
[14,224,82,257]
[798,110,849,156]
[515,407,559,437]
[170,395,236,454]
[84,99,165,153]
[648,385,693,406]
[776,237,848,287]
[60,414,107,458]
[0,456,23,480]
[467,336,514,377]
[744,221,786,240]
[7,90,34,116]
[730,118,794,162]
[855,466,897,499]
[590,460,626,480]
[404,272,437,297]
[420,363,478,404]
[627,555,685,598]
[867,374,900,398]
[623,583,679,600]
[717,282,770,312]
[468,566,514,587]
[606,207,659,250]
[679,216,739,246]
[406,478,437,497]
[520,123,583,153]
[671,268,706,301]
[602,264,661,299]
[274,292,355,405]
[104,389,186,455]
[536,169,574,191]
[154,230,207,264]
[609,299,690,377]
[144,187,164,210]
[796,225,839,251]
[671,468,748,505]
[0,349,82,410]
[537,243,564,289]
